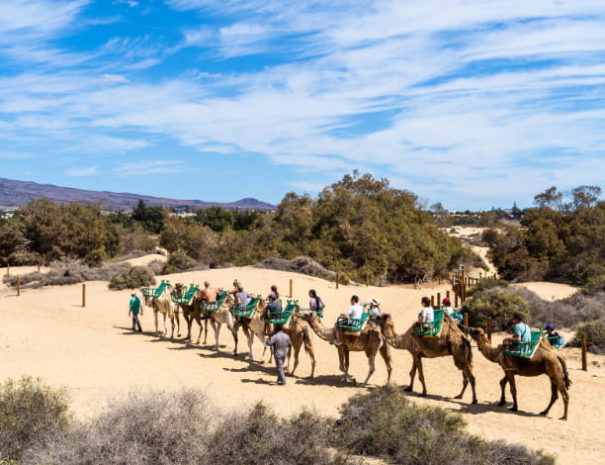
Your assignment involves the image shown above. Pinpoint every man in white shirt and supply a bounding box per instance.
[332,295,363,345]
[418,297,434,323]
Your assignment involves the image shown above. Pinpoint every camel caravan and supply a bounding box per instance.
[137,278,571,420]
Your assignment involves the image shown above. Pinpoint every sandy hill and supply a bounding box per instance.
[0,264,603,464]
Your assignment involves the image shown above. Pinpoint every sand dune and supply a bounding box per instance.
[1,264,603,464]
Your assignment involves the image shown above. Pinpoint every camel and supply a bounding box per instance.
[373,313,477,404]
[192,292,238,351]
[143,288,177,339]
[179,298,209,345]
[231,297,270,361]
[469,327,570,420]
[300,311,391,386]
[282,310,316,378]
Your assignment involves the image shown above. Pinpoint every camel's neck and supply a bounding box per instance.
[475,335,501,363]
[309,316,334,341]
[381,321,408,349]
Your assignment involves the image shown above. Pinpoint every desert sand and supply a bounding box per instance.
[1,264,604,464]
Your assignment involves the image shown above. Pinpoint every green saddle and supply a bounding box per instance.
[142,280,170,298]
[266,300,296,325]
[546,335,565,349]
[171,284,200,304]
[503,331,542,358]
[413,310,445,336]
[337,313,370,332]
[233,296,261,318]
[203,291,229,312]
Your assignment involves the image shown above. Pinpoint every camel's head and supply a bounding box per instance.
[468,327,485,341]
[371,313,392,326]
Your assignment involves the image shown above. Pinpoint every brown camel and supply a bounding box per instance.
[179,298,209,345]
[283,310,316,378]
[300,311,392,386]
[373,313,477,403]
[231,297,270,361]
[469,327,570,419]
[195,292,238,351]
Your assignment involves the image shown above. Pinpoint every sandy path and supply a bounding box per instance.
[1,266,603,464]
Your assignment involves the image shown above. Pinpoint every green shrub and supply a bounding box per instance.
[108,266,155,290]
[466,277,510,297]
[584,274,605,295]
[332,384,553,465]
[462,288,530,331]
[0,376,70,462]
[161,251,198,274]
[570,320,605,354]
[83,247,107,267]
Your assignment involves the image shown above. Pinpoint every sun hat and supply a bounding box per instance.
[545,323,555,330]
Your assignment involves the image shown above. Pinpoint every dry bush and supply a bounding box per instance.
[0,377,70,462]
[462,288,530,331]
[108,266,156,290]
[160,251,207,275]
[206,403,354,465]
[146,259,165,275]
[332,384,553,465]
[24,390,211,465]
[569,320,605,354]
[3,262,131,289]
[254,256,336,280]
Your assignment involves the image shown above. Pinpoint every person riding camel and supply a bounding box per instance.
[308,289,325,317]
[501,313,531,369]
[200,281,219,311]
[364,298,381,316]
[442,297,455,316]
[331,295,363,346]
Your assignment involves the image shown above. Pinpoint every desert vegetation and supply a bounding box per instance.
[0,378,553,465]
[483,186,605,286]
[1,172,478,285]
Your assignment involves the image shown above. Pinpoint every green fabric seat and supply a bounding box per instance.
[171,284,200,304]
[337,313,370,332]
[142,280,170,298]
[503,331,542,358]
[233,296,261,318]
[266,300,296,325]
[413,310,445,336]
[547,335,564,349]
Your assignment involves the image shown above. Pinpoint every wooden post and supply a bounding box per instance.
[463,311,469,327]
[446,290,450,300]
[365,272,369,287]
[460,269,466,303]
[431,295,435,308]
[581,333,588,371]
[37,264,41,273]
[16,275,20,296]
[336,271,340,290]
[82,283,86,307]
[454,293,459,308]
[438,276,441,285]
[288,279,293,298]
[487,318,493,343]
[437,292,441,308]
[6,263,9,276]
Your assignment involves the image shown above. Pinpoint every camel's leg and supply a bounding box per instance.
[233,321,240,355]
[454,371,468,400]
[506,372,518,412]
[194,316,203,345]
[184,312,193,341]
[211,320,221,350]
[467,367,477,404]
[416,357,428,396]
[498,375,508,406]
[203,319,208,345]
[379,342,392,383]
[559,382,569,421]
[174,308,181,338]
[541,379,558,417]
[304,338,316,379]
[406,359,418,392]
[343,348,353,383]
[285,345,292,373]
[362,349,377,386]
[154,311,159,334]
[290,344,301,377]
[242,325,254,361]
[162,313,168,338]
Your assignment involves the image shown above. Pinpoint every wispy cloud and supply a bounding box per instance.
[66,166,99,176]
[113,160,185,176]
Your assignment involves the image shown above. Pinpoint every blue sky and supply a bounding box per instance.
[1,0,605,210]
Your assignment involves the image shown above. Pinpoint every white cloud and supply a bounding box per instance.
[113,160,185,176]
[66,166,99,176]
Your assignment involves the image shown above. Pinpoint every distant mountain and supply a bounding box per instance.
[0,178,276,211]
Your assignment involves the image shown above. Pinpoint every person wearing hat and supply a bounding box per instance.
[128,292,143,332]
[364,298,381,316]
[544,323,565,346]
[442,297,455,316]
[265,292,282,316]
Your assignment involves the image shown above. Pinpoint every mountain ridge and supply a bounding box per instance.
[0,177,276,211]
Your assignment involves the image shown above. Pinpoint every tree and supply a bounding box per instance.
[132,200,164,233]
[533,186,563,210]
[511,201,522,219]
[0,221,25,264]
[571,185,602,210]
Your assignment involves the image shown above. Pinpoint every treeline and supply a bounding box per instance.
[1,173,477,283]
[484,186,605,290]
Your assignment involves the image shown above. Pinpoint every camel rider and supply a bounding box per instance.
[418,297,434,324]
[544,323,565,346]
[442,297,455,316]
[129,292,143,332]
[503,313,531,345]
[308,289,325,318]
[265,324,292,386]
[201,281,219,310]
[268,284,280,301]
[234,284,252,310]
[266,292,282,316]
[364,298,381,316]
[332,295,363,346]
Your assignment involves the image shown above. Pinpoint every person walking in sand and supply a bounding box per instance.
[265,323,292,385]
[129,292,143,332]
